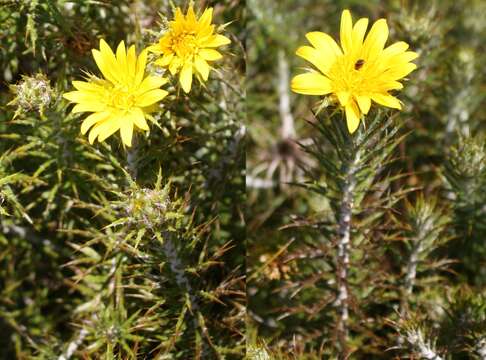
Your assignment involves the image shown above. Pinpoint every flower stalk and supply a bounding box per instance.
[159,232,207,354]
[336,143,360,357]
[277,49,295,139]
[126,134,139,180]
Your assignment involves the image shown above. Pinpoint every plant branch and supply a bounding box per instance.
[277,49,295,139]
[405,328,444,360]
[335,145,360,358]
[57,326,89,360]
[126,135,139,180]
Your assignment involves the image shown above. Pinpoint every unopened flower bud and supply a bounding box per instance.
[9,73,54,117]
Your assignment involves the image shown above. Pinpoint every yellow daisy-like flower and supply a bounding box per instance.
[63,39,168,147]
[291,9,418,133]
[148,5,231,93]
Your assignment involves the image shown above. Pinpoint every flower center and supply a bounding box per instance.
[329,55,369,94]
[107,86,135,111]
[170,31,198,60]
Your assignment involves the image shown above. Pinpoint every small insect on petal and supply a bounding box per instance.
[354,59,365,70]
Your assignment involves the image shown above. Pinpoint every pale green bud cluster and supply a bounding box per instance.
[8,73,54,116]
[449,137,486,179]
[124,185,184,230]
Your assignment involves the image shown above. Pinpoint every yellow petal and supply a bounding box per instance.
[205,34,231,48]
[291,72,332,95]
[116,41,127,76]
[296,46,331,76]
[136,89,168,107]
[81,111,110,135]
[194,56,210,81]
[371,93,402,109]
[88,118,118,144]
[345,101,361,134]
[186,5,197,24]
[336,91,350,106]
[352,18,369,48]
[136,76,168,96]
[97,119,121,143]
[199,7,213,27]
[305,32,343,58]
[129,108,149,131]
[180,64,193,93]
[146,44,163,54]
[127,45,137,76]
[340,10,353,54]
[134,49,148,86]
[382,41,409,57]
[63,91,95,103]
[98,39,121,82]
[384,63,417,80]
[155,53,174,67]
[72,81,102,92]
[395,51,419,63]
[380,51,418,70]
[355,95,371,114]
[88,121,103,144]
[72,103,106,113]
[199,49,222,61]
[363,19,389,60]
[174,7,184,22]
[120,119,134,147]
[92,49,117,84]
[169,57,182,75]
[378,80,404,91]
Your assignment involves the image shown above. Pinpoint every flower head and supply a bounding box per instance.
[148,5,231,93]
[291,10,418,133]
[63,39,168,147]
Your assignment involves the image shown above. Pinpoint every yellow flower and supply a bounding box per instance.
[148,5,231,93]
[291,9,418,133]
[63,39,168,147]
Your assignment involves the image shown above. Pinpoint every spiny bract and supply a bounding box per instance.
[291,9,418,133]
[148,5,231,93]
[63,39,168,147]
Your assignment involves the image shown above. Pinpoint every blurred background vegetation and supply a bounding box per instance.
[1,0,245,358]
[247,0,486,358]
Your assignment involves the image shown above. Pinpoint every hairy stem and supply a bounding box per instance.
[336,149,360,358]
[160,232,209,355]
[476,337,486,359]
[404,243,421,296]
[57,326,89,360]
[406,328,444,360]
[401,217,433,314]
[126,135,139,180]
[277,50,295,139]
[160,234,199,311]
